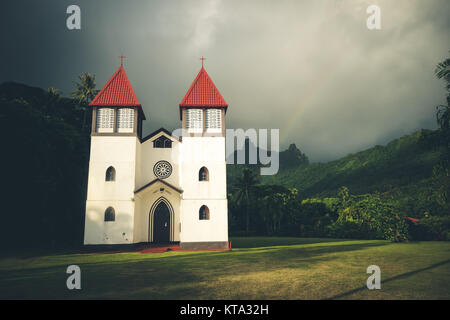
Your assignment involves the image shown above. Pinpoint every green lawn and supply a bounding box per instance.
[1,238,449,299]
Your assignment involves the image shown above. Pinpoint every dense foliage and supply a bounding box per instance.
[0,82,91,250]
[228,176,412,241]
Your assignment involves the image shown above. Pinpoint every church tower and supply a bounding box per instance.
[178,59,229,249]
[84,60,146,244]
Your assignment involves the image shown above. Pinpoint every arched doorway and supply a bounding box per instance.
[152,201,171,243]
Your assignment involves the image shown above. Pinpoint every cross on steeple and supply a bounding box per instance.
[200,56,206,68]
[119,55,126,66]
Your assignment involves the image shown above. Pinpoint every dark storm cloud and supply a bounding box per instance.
[1,0,449,161]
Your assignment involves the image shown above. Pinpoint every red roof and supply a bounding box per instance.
[179,67,228,108]
[90,65,141,107]
[407,217,420,224]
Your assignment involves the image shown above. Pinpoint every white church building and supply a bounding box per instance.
[83,60,229,249]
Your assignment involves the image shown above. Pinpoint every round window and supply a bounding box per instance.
[153,161,172,179]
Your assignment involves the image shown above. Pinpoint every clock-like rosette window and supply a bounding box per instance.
[153,160,172,179]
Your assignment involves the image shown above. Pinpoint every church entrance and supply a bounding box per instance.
[153,201,170,243]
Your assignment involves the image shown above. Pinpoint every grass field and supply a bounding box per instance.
[0,237,449,299]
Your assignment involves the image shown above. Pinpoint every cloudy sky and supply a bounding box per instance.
[1,0,449,161]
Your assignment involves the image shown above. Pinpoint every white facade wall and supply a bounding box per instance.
[133,132,182,243]
[179,136,228,245]
[84,136,138,244]
[180,199,228,242]
[179,137,227,199]
[84,131,229,247]
[85,200,135,244]
[136,132,181,190]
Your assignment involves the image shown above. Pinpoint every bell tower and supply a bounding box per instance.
[90,58,145,138]
[84,59,146,244]
[178,58,229,249]
[179,57,227,137]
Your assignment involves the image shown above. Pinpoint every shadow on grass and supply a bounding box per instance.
[0,240,389,275]
[0,240,390,299]
[326,258,450,300]
[0,237,370,259]
[230,237,358,248]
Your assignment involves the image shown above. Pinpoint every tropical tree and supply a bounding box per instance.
[47,87,61,99]
[233,168,261,234]
[435,53,450,92]
[71,72,98,131]
[432,53,450,215]
[435,53,450,142]
[254,184,292,235]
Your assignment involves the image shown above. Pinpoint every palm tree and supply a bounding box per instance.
[45,87,61,114]
[233,168,261,234]
[433,53,450,215]
[71,72,98,131]
[47,87,61,99]
[435,53,450,133]
[435,53,450,92]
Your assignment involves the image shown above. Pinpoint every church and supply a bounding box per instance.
[83,58,229,249]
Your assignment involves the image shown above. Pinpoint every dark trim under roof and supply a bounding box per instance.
[134,178,183,194]
[140,127,180,143]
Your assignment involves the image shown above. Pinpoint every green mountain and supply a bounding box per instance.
[264,130,441,195]
[228,130,444,217]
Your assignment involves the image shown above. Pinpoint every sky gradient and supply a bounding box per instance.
[1,0,449,161]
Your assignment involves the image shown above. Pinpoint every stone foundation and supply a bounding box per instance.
[180,241,229,249]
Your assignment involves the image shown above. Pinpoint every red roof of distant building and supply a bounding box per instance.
[179,67,228,108]
[90,65,141,107]
[407,217,420,224]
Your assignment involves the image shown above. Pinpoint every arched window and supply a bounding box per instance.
[153,136,172,148]
[199,205,210,220]
[199,167,209,181]
[154,139,163,148]
[105,166,116,181]
[104,207,115,222]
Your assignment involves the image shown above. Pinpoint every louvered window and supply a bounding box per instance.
[96,108,114,133]
[206,109,221,132]
[186,109,203,133]
[117,108,134,133]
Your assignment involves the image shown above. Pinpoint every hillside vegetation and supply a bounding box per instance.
[264,130,440,197]
[227,129,448,240]
[258,130,445,217]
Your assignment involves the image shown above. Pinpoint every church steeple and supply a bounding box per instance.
[179,63,228,110]
[90,62,142,108]
[90,59,146,137]
[179,59,228,136]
